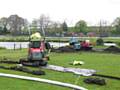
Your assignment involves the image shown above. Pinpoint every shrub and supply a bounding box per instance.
[117,42,120,47]
[96,38,104,46]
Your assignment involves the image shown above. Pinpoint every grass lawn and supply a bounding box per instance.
[0,36,120,44]
[0,49,120,90]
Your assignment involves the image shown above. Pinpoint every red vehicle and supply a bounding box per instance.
[21,33,51,66]
[26,40,50,66]
[81,40,92,50]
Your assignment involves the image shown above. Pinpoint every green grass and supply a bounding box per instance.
[0,36,120,43]
[0,49,120,90]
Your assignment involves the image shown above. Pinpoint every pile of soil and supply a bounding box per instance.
[51,46,93,52]
[51,46,76,52]
[59,46,76,52]
[104,46,120,52]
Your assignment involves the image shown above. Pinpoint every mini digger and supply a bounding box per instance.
[20,32,51,66]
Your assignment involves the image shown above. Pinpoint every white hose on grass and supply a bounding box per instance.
[0,73,87,90]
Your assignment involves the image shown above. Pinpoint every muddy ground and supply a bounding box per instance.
[51,46,120,53]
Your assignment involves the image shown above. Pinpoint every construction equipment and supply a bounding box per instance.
[52,38,93,52]
[80,40,93,51]
[69,37,92,51]
[69,37,81,50]
[21,32,51,66]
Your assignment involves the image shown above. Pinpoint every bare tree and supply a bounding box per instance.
[112,17,120,34]
[32,19,38,27]
[30,19,39,33]
[8,14,25,35]
[38,14,51,37]
[98,20,109,37]
[21,19,29,35]
[50,22,62,33]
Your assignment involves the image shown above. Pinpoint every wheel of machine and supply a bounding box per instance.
[39,60,48,66]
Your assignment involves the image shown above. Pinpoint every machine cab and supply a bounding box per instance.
[30,41,41,48]
[28,41,46,61]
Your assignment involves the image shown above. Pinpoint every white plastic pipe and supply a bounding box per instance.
[0,73,87,90]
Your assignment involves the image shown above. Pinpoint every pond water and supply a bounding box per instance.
[0,42,69,49]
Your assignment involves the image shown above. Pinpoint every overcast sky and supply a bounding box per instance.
[0,0,120,26]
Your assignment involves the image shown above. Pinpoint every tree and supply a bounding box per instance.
[38,14,51,36]
[47,21,62,36]
[98,20,108,37]
[0,27,3,34]
[30,19,39,34]
[75,20,87,33]
[0,17,8,34]
[21,19,29,35]
[3,26,7,33]
[7,14,26,35]
[112,17,120,34]
[0,17,8,26]
[62,21,68,32]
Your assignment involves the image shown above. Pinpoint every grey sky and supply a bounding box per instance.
[0,0,120,26]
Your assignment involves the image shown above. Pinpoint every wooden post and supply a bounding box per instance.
[14,43,16,50]
[20,44,22,50]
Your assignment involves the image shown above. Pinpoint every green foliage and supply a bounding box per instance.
[0,36,29,42]
[3,26,8,33]
[0,27,3,34]
[0,26,9,35]
[30,27,38,34]
[75,20,87,33]
[113,17,120,34]
[96,38,104,46]
[62,21,68,32]
[117,42,120,46]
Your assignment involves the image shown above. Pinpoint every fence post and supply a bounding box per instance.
[14,43,16,50]
[20,44,22,50]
